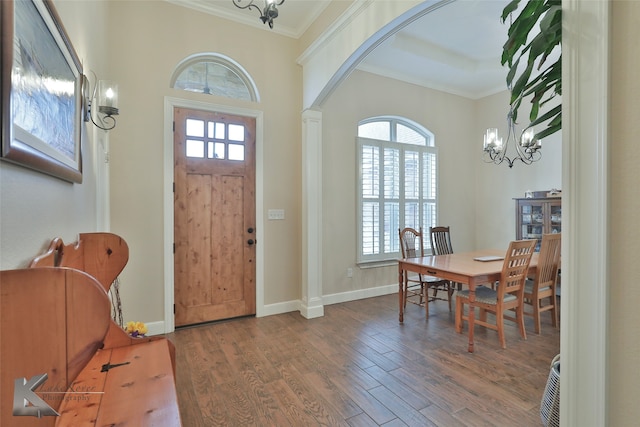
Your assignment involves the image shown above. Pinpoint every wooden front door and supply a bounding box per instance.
[173,107,256,327]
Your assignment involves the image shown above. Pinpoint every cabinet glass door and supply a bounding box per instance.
[550,204,562,234]
[520,204,544,239]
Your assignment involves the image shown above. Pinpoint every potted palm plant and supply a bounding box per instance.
[502,0,562,141]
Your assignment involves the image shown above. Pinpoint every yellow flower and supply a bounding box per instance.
[136,322,148,335]
[124,321,147,336]
[125,321,136,333]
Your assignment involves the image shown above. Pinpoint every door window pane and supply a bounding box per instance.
[186,139,204,158]
[214,142,225,159]
[209,121,225,139]
[228,144,244,161]
[186,119,204,137]
[228,124,245,141]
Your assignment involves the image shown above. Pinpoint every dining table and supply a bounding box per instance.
[398,248,539,353]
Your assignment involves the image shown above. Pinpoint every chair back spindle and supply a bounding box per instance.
[501,239,537,298]
[429,226,453,255]
[399,227,424,258]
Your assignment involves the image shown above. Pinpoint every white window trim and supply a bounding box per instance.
[356,122,438,265]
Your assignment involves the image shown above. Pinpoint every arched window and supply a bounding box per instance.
[357,116,437,263]
[170,53,260,102]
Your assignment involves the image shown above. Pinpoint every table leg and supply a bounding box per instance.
[467,278,475,353]
[398,263,404,323]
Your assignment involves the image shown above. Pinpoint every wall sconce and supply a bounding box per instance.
[232,0,284,29]
[83,74,119,131]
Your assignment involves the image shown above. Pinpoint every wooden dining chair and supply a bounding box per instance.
[399,227,453,318]
[455,239,537,348]
[429,226,453,255]
[521,233,561,333]
[429,226,461,292]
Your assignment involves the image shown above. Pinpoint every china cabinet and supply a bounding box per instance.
[515,193,561,251]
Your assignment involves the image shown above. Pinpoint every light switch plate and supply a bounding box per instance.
[268,209,285,220]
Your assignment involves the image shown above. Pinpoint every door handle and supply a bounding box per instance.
[247,239,255,246]
[248,227,254,233]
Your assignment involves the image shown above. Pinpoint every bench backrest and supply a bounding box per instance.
[29,232,129,293]
[0,268,111,426]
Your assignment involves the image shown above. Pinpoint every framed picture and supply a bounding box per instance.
[1,0,83,183]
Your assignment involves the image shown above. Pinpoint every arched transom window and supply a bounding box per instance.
[170,53,259,102]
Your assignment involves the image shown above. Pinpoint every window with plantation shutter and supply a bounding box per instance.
[357,117,437,263]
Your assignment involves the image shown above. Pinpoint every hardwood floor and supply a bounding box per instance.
[169,294,560,426]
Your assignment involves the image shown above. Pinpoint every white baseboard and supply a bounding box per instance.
[322,284,398,306]
[145,320,167,336]
[150,285,398,330]
[258,284,398,317]
[260,299,301,317]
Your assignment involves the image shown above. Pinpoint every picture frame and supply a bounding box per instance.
[1,0,83,183]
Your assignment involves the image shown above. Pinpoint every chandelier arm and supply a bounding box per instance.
[232,0,262,14]
[483,104,541,168]
[232,0,284,28]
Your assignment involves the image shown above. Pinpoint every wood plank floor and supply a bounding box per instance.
[169,294,560,426]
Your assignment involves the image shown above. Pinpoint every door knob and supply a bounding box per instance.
[247,239,255,245]
[247,227,254,233]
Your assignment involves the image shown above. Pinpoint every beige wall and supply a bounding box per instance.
[0,1,561,321]
[474,91,563,251]
[0,0,109,269]
[321,69,477,296]
[609,1,640,424]
[3,0,639,422]
[106,1,303,321]
[321,69,562,297]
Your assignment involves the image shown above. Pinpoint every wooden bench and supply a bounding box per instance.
[0,233,181,427]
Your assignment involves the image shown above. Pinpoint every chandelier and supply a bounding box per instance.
[483,104,542,168]
[232,0,285,29]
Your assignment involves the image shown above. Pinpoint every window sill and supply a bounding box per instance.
[356,260,398,269]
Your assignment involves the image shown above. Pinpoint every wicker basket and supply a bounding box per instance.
[540,354,560,427]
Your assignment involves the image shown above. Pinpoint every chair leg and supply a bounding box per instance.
[533,300,542,334]
[497,310,506,349]
[550,296,558,328]
[424,284,429,319]
[403,282,407,309]
[455,297,463,332]
[516,304,527,340]
[447,282,453,312]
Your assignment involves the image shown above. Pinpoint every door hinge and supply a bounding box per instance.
[173,121,175,132]
[173,182,175,193]
[173,304,175,314]
[173,243,175,253]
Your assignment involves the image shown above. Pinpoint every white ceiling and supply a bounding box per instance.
[167,0,516,99]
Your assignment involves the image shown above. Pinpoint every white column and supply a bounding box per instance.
[562,0,609,425]
[300,109,324,318]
